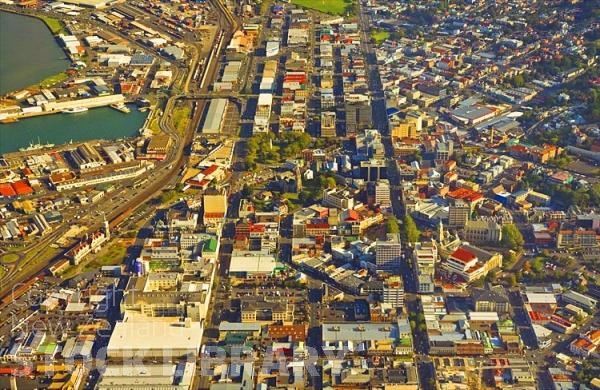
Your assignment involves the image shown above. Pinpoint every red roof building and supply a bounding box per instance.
[447,188,484,203]
[0,183,17,198]
[11,180,34,196]
[449,247,477,264]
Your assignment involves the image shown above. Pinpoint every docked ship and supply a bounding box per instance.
[109,103,131,113]
[19,140,55,152]
[62,107,88,114]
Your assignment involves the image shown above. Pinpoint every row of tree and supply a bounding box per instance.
[387,215,420,244]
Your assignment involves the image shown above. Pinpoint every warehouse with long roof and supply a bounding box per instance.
[201,99,228,134]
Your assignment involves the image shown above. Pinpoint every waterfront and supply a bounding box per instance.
[0,11,70,95]
[0,106,148,154]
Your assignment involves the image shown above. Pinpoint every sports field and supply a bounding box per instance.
[290,0,354,15]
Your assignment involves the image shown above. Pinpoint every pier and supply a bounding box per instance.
[0,94,126,121]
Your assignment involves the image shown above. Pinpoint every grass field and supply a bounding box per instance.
[38,72,69,88]
[290,0,354,15]
[0,253,20,264]
[38,15,65,35]
[371,30,390,44]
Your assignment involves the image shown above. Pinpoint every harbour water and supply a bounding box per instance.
[0,11,150,154]
[0,106,148,154]
[0,11,70,95]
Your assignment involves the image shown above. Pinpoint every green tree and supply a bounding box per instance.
[504,251,518,269]
[508,274,517,287]
[325,177,336,190]
[531,257,545,273]
[501,224,524,250]
[387,216,400,234]
[401,214,420,244]
[512,74,525,87]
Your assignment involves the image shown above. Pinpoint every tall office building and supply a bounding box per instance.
[360,159,388,182]
[320,111,336,138]
[345,101,372,136]
[448,201,470,229]
[376,233,402,273]
[375,180,391,207]
[383,276,404,309]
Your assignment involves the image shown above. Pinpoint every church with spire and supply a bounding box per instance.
[437,219,462,258]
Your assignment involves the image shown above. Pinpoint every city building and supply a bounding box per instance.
[374,180,391,208]
[383,276,404,309]
[203,190,227,227]
[106,319,203,359]
[97,363,196,390]
[360,159,387,182]
[462,219,502,244]
[320,111,336,138]
[376,234,402,273]
[441,245,502,283]
[472,286,510,314]
[448,202,470,229]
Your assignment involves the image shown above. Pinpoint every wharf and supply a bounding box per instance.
[1,94,126,121]
[0,137,138,161]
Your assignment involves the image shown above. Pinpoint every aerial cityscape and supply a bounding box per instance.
[0,0,599,388]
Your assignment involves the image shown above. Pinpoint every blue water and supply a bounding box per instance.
[0,106,148,154]
[0,11,149,154]
[0,11,70,95]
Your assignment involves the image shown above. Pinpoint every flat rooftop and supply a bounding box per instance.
[107,320,202,354]
[322,323,398,342]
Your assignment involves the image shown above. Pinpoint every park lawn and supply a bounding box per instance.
[82,243,128,272]
[172,104,192,136]
[371,30,390,44]
[290,0,353,15]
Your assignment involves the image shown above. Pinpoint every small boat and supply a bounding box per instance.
[0,117,18,124]
[62,107,88,114]
[110,103,131,113]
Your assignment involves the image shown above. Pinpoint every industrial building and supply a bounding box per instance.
[59,0,115,8]
[66,143,106,171]
[97,362,196,390]
[229,250,279,279]
[321,322,400,354]
[42,94,125,112]
[202,99,228,134]
[106,319,203,359]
